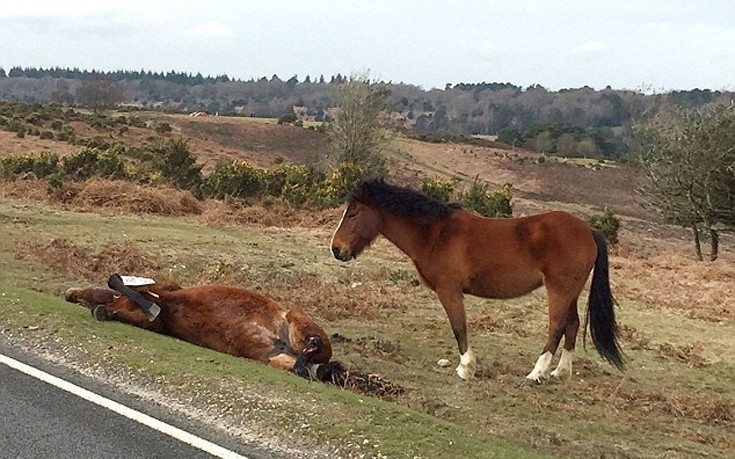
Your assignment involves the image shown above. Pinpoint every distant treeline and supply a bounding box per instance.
[1,66,731,159]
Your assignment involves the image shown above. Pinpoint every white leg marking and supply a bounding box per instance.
[551,348,574,380]
[455,348,476,380]
[525,351,553,383]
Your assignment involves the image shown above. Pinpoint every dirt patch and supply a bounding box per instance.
[172,116,329,170]
[0,130,79,158]
[319,360,406,400]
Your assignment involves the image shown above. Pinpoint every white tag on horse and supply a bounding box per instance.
[120,275,156,287]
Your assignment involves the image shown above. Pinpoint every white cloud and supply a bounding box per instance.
[0,0,129,19]
[478,39,504,57]
[190,21,236,39]
[568,41,612,55]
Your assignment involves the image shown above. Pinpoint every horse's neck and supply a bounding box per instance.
[381,214,433,261]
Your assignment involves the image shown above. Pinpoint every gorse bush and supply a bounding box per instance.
[588,209,621,246]
[62,148,100,181]
[203,160,267,199]
[97,145,128,180]
[457,177,513,217]
[1,152,60,179]
[267,164,324,205]
[310,161,373,209]
[419,176,456,203]
[150,139,203,191]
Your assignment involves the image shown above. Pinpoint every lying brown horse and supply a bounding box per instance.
[65,275,333,377]
[330,179,624,384]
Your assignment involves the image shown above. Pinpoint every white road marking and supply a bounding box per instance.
[0,353,249,459]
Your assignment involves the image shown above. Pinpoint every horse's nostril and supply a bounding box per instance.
[331,246,340,258]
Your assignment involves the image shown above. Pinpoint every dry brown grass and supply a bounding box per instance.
[0,179,49,201]
[586,381,733,424]
[14,237,159,282]
[197,198,341,229]
[0,179,203,217]
[58,179,203,216]
[611,253,735,321]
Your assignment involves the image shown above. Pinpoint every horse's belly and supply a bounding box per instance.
[464,269,543,299]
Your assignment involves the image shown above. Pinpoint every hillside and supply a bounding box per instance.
[1,107,733,459]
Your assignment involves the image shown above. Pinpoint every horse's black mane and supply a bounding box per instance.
[351,178,459,220]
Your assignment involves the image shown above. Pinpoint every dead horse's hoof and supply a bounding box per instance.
[92,305,109,321]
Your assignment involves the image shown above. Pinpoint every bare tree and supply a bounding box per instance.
[76,75,123,113]
[326,73,392,174]
[634,103,735,260]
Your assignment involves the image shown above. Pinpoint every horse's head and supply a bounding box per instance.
[66,286,161,326]
[286,308,333,364]
[330,197,384,262]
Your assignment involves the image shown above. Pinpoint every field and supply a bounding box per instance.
[0,111,733,458]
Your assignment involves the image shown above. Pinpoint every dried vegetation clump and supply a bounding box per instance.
[611,253,735,321]
[15,237,159,283]
[319,360,406,400]
[57,179,203,216]
[587,382,733,425]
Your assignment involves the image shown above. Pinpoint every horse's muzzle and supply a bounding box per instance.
[331,246,353,262]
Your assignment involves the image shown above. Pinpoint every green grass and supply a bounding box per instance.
[0,280,547,459]
[0,197,732,459]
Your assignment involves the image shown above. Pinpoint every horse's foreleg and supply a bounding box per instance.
[436,288,475,380]
[550,300,579,381]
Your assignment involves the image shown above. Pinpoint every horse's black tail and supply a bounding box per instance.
[586,231,625,370]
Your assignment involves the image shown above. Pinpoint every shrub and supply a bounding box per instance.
[588,209,621,246]
[62,148,100,180]
[154,122,173,134]
[56,125,76,142]
[277,113,298,124]
[268,164,323,205]
[39,130,55,140]
[458,177,513,217]
[419,176,456,203]
[150,139,203,191]
[97,145,128,180]
[79,136,111,150]
[0,152,60,179]
[310,161,372,208]
[203,160,266,199]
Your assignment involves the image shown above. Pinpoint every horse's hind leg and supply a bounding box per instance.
[550,299,579,381]
[525,291,573,384]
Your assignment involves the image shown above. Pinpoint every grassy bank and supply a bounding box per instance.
[0,196,732,458]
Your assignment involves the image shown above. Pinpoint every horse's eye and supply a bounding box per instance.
[346,211,358,219]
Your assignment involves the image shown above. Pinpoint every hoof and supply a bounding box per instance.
[92,305,109,321]
[523,377,541,387]
[455,364,476,380]
[550,369,571,381]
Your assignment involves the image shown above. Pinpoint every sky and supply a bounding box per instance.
[2,0,734,92]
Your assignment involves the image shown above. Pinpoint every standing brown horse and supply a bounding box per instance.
[65,275,333,377]
[330,179,624,383]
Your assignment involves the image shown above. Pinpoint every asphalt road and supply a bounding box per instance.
[0,346,284,459]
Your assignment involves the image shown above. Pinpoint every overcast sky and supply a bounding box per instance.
[2,0,734,91]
